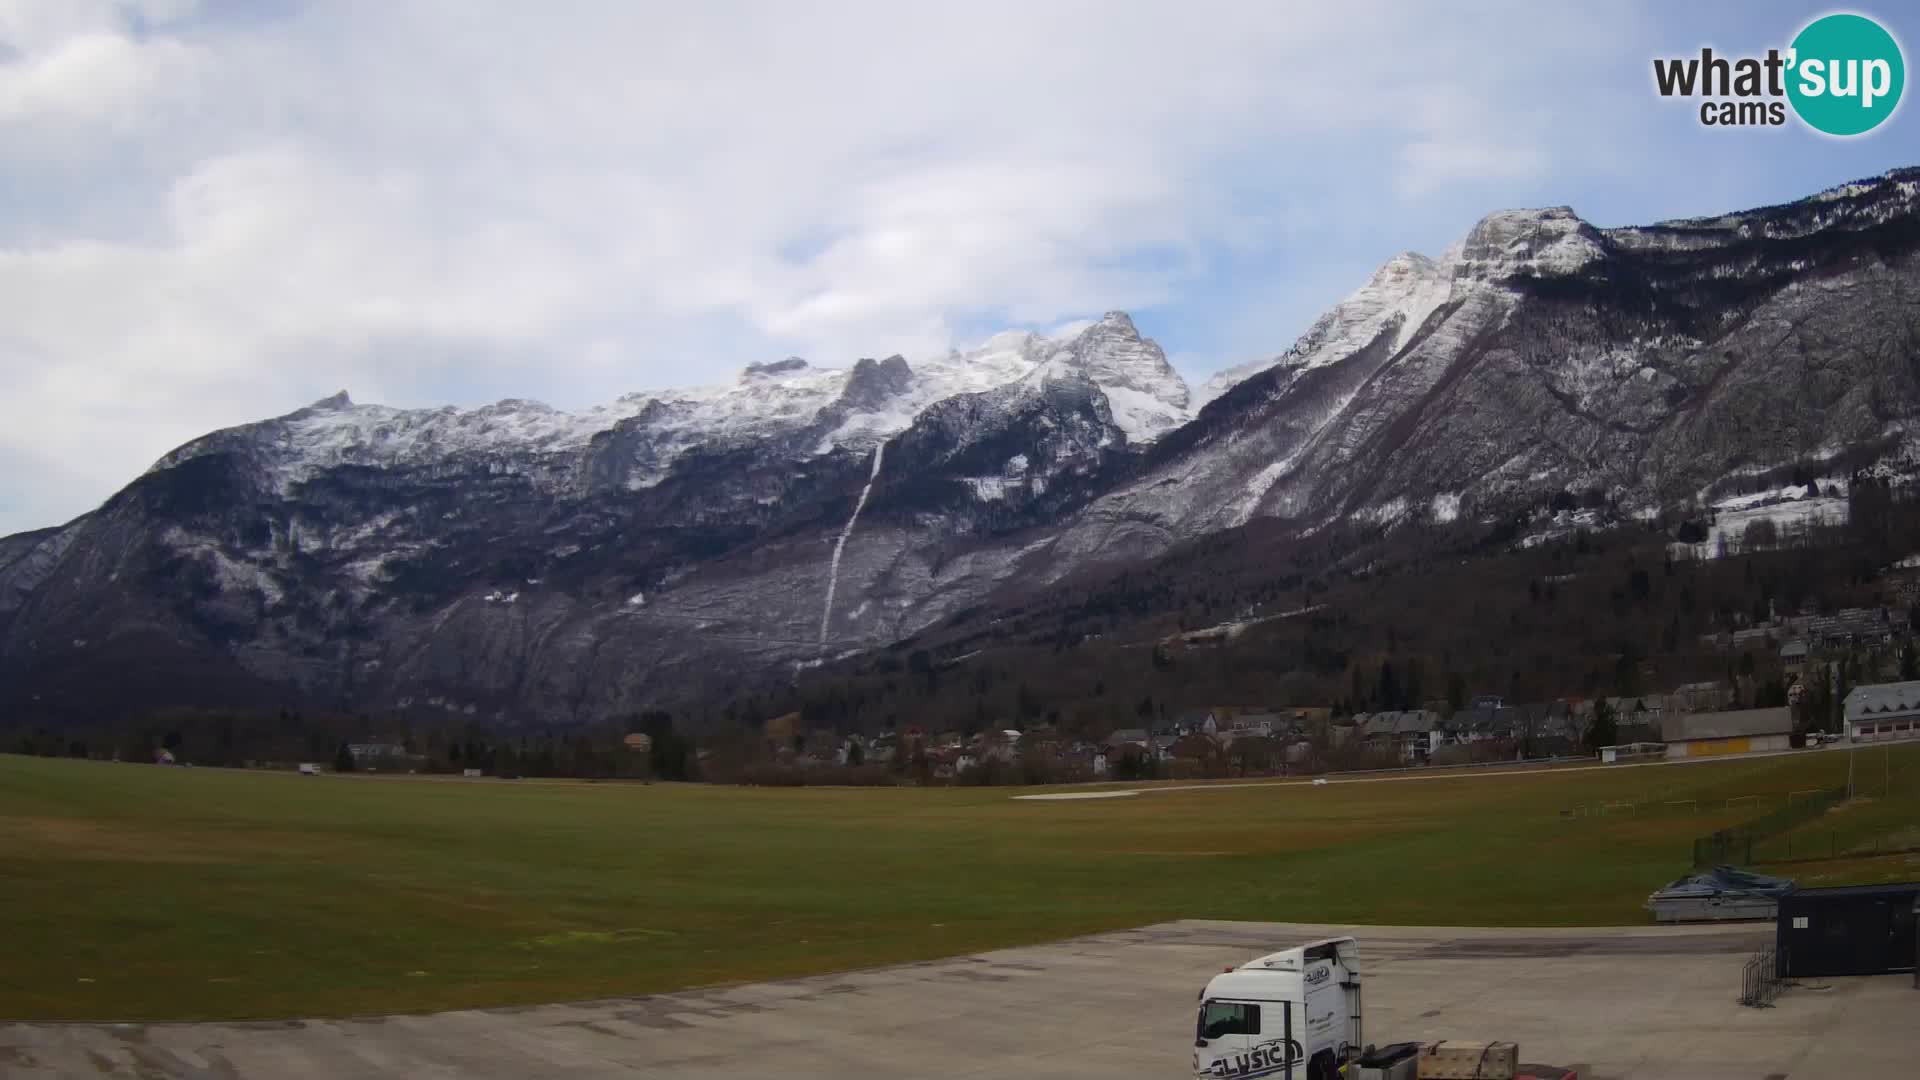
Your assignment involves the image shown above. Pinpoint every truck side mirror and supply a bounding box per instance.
[1195,1038,1209,1048]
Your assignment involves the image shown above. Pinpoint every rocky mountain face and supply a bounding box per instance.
[4,169,1919,725]
[0,312,1190,723]
[1047,171,1920,569]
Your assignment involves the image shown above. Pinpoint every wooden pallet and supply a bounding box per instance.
[1416,1040,1519,1080]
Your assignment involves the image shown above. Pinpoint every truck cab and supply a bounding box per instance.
[1193,937,1362,1080]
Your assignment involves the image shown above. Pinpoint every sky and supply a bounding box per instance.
[1,0,1916,535]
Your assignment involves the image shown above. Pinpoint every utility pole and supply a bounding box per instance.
[1841,672,1853,799]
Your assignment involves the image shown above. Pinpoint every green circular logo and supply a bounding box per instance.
[1787,13,1905,136]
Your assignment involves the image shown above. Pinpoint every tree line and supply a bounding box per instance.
[9,473,1919,781]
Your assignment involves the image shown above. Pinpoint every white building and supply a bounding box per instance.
[1843,681,1920,743]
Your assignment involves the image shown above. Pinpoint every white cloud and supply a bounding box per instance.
[0,32,182,120]
[0,1,1641,533]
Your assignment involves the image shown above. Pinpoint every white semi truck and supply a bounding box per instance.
[1193,937,1363,1080]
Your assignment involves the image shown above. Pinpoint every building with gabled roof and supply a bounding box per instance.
[1661,707,1792,758]
[1843,680,1920,743]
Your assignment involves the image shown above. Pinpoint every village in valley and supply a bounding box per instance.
[746,596,1920,787]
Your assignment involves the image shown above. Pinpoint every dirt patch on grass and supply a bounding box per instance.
[1088,821,1394,858]
[517,927,678,948]
[0,815,365,865]
[0,817,223,863]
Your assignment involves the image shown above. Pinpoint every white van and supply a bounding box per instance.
[1193,937,1362,1080]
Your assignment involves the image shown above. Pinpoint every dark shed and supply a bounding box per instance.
[1775,882,1920,978]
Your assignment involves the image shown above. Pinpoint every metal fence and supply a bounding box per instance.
[1692,786,1847,866]
[1739,946,1781,1008]
[1758,830,1920,863]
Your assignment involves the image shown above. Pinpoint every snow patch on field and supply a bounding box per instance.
[1711,480,1848,511]
[964,476,1013,501]
[1357,497,1409,526]
[1714,498,1846,543]
[1672,488,1851,560]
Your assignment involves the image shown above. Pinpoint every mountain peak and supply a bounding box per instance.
[1453,205,1603,280]
[837,354,915,412]
[1036,310,1190,441]
[279,389,355,422]
[1196,247,1454,406]
[1369,251,1442,287]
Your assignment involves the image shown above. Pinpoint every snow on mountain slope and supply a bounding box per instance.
[818,331,1051,450]
[153,317,1189,494]
[163,392,658,492]
[1054,272,1511,567]
[1196,207,1608,408]
[1028,312,1191,442]
[1451,206,1604,279]
[1197,252,1452,406]
[647,356,852,442]
[1050,185,1916,569]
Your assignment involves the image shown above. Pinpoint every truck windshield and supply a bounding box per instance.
[1196,1000,1260,1040]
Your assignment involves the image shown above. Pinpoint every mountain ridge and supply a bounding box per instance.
[5,167,1919,725]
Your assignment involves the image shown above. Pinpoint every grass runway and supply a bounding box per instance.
[1,747,1912,1021]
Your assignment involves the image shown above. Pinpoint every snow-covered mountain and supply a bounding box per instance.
[0,313,1190,721]
[5,167,1920,724]
[1045,170,1920,571]
[1038,312,1192,441]
[150,314,1185,498]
